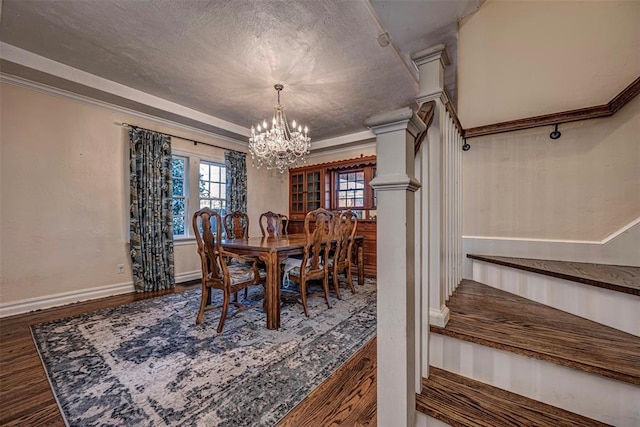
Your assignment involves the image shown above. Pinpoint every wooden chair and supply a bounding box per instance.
[329,210,358,299]
[224,211,249,239]
[279,214,289,235]
[258,211,285,237]
[192,208,266,332]
[282,208,335,316]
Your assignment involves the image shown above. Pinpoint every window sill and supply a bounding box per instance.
[174,237,197,246]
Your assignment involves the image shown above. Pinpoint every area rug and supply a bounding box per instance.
[31,278,377,426]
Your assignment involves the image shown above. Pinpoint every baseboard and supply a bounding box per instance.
[0,270,201,318]
[175,270,201,283]
[429,305,450,328]
[0,281,135,318]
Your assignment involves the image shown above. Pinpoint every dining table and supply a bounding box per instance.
[220,233,365,330]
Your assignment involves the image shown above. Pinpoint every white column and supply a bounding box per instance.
[366,107,425,427]
[412,44,451,328]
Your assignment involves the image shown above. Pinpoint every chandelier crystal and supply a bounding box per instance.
[249,84,311,173]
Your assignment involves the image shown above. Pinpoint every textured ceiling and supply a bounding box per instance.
[0,0,480,143]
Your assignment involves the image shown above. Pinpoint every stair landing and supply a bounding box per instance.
[431,280,640,385]
[467,254,640,296]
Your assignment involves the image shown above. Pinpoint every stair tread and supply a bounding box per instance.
[431,280,640,385]
[417,367,611,427]
[467,254,640,296]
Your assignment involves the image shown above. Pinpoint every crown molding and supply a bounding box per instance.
[0,73,249,150]
[0,42,250,138]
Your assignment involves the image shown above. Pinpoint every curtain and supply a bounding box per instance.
[129,128,175,292]
[225,150,247,214]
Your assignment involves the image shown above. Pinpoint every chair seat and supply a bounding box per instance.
[227,263,266,285]
[282,257,319,278]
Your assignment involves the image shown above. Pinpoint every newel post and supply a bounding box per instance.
[412,44,451,329]
[366,107,425,426]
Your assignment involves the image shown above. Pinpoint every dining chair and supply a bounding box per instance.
[279,213,289,235]
[329,210,358,299]
[258,211,285,237]
[192,207,266,333]
[282,208,335,317]
[224,211,249,239]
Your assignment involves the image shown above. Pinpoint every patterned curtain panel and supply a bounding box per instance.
[129,128,175,292]
[225,150,247,213]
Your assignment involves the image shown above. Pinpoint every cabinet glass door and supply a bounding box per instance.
[306,171,321,210]
[290,172,304,213]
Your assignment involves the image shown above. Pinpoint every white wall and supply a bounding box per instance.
[0,81,288,309]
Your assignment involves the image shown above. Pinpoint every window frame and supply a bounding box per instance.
[335,169,366,210]
[171,150,227,240]
[330,164,377,219]
[198,160,227,216]
[171,155,189,238]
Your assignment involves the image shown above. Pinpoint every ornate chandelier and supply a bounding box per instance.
[249,84,311,173]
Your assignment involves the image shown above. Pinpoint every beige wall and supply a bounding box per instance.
[458,0,640,242]
[463,85,640,241]
[0,82,288,305]
[458,0,640,128]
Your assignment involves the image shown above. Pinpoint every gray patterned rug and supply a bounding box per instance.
[31,278,377,426]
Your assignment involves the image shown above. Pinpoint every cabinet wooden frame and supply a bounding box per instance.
[288,156,377,276]
[288,155,377,219]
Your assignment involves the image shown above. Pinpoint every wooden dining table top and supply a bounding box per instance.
[220,233,363,251]
[220,233,308,251]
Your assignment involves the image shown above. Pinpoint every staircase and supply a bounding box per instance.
[418,255,640,426]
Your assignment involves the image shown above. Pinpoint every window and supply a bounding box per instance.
[172,156,188,237]
[337,171,365,209]
[199,161,227,214]
[171,155,227,238]
[329,160,376,220]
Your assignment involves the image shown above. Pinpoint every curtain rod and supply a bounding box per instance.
[119,122,245,154]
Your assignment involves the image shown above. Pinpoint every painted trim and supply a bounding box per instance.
[0,281,134,318]
[463,217,640,245]
[0,270,201,318]
[429,306,450,328]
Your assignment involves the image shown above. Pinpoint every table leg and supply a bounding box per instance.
[357,243,364,286]
[262,250,281,330]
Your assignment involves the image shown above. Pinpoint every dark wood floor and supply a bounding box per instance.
[417,367,610,427]
[467,254,640,295]
[431,280,640,385]
[0,284,377,426]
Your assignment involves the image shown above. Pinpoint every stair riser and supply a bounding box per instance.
[430,334,640,426]
[416,411,451,427]
[472,261,640,336]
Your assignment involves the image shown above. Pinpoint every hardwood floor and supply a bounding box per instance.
[0,284,377,426]
[467,254,640,295]
[417,367,610,427]
[432,280,640,385]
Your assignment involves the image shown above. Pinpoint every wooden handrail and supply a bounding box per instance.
[463,76,640,139]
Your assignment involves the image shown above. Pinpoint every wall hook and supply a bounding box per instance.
[549,124,561,140]
[462,139,471,151]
